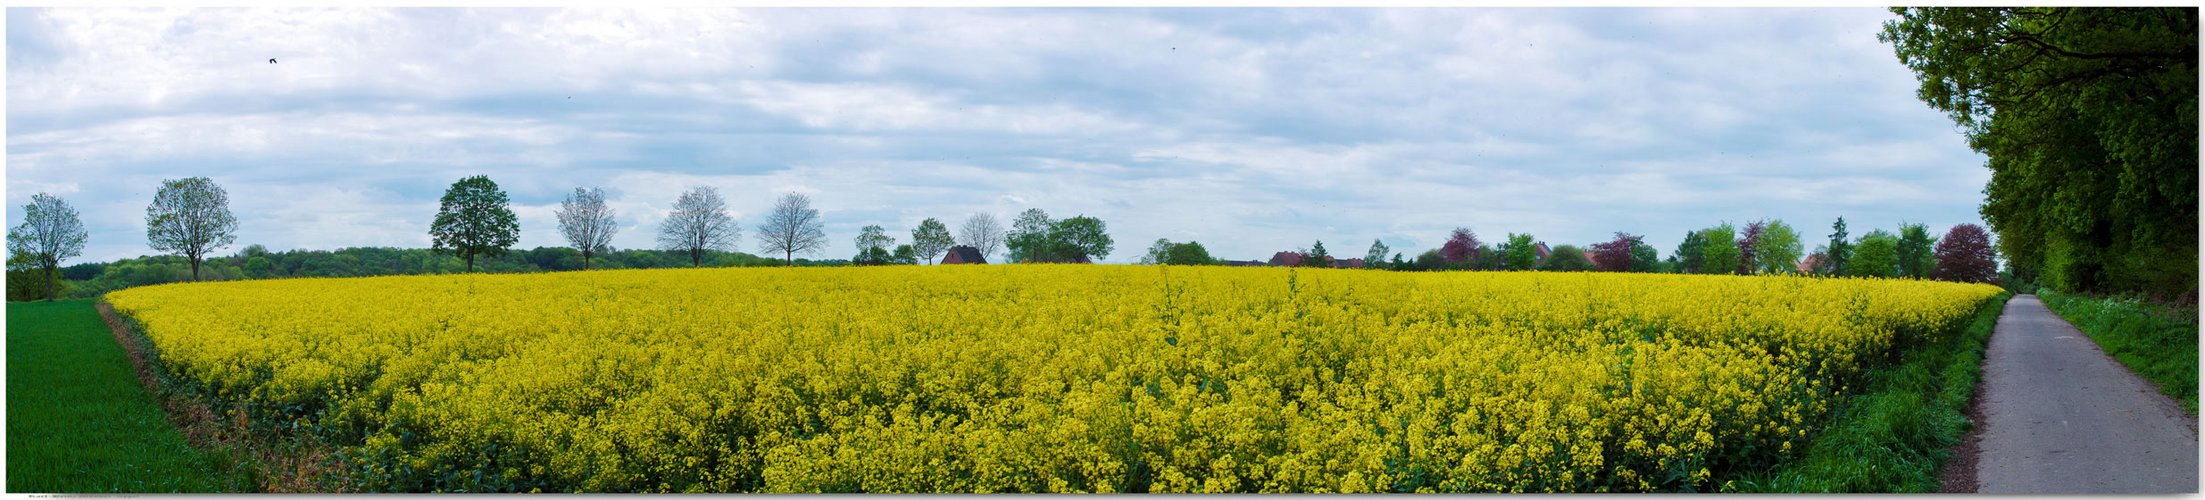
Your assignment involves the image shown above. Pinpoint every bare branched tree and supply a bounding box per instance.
[657,186,740,267]
[7,193,87,300]
[557,187,620,270]
[145,177,239,281]
[756,192,827,266]
[959,212,1006,262]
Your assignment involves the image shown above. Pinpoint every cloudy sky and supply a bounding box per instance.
[7,7,1988,264]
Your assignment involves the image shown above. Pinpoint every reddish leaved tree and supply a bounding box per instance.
[1589,232,1641,273]
[1933,223,1998,284]
[1440,227,1480,265]
[1735,220,1765,275]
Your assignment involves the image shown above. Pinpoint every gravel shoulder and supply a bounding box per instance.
[1972,294,2198,493]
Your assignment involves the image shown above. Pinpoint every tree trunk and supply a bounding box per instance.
[466,254,475,273]
[43,265,56,302]
[190,257,202,281]
[785,250,793,267]
[583,251,592,271]
[691,248,702,267]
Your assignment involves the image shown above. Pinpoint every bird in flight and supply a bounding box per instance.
[268,58,277,64]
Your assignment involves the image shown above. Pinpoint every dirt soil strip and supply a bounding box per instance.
[97,302,344,492]
[1971,295,2198,493]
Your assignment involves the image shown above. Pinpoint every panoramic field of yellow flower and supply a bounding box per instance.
[105,266,2001,492]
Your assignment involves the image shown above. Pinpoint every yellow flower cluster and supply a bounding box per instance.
[106,266,2001,492]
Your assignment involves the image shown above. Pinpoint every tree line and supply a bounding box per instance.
[1881,7,2196,302]
[1148,217,1998,286]
[5,179,2000,303]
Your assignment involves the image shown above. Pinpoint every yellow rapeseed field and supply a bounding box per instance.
[105,265,2001,492]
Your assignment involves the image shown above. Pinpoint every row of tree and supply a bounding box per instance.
[1127,217,2001,286]
[4,177,2000,303]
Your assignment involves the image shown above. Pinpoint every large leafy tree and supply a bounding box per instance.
[1142,239,1214,265]
[1006,209,1056,263]
[1896,222,1939,279]
[1590,232,1642,273]
[1051,215,1113,262]
[853,225,894,265]
[1673,230,1707,274]
[1364,239,1390,269]
[1934,223,2000,284]
[1882,8,2196,296]
[1756,220,1805,275]
[1699,223,1739,276]
[1500,233,1538,271]
[8,193,87,300]
[1540,245,1593,272]
[557,187,619,270]
[145,176,240,281]
[1851,230,1903,278]
[658,186,739,267]
[429,175,520,273]
[910,218,954,265]
[1439,227,1480,268]
[756,192,828,266]
[1735,221,1765,275]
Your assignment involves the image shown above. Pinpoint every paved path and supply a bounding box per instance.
[1975,295,2198,493]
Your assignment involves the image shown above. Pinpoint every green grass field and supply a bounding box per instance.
[2040,290,2200,415]
[6,299,252,492]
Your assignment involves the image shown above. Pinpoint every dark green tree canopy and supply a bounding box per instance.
[429,175,520,273]
[1882,7,2196,296]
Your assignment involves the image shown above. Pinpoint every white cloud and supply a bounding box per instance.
[8,7,1989,264]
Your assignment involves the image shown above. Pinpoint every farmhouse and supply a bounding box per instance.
[941,246,986,264]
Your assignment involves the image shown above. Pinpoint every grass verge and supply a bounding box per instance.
[5,299,255,492]
[1723,292,2011,493]
[2038,289,2199,415]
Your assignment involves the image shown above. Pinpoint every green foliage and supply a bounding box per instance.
[2040,290,2199,414]
[853,225,895,266]
[1757,220,1805,275]
[1303,240,1333,268]
[8,300,256,492]
[1499,233,1538,271]
[1825,217,1852,276]
[1628,240,1661,273]
[1141,239,1215,266]
[891,244,918,265]
[1364,239,1389,269]
[1729,294,2009,492]
[1006,209,1056,263]
[7,251,65,302]
[1414,249,1444,271]
[8,193,88,300]
[428,175,520,273]
[1882,7,2197,298]
[911,218,954,264]
[144,177,239,281]
[1540,245,1593,272]
[1850,231,1901,278]
[1674,230,1707,274]
[1005,209,1113,263]
[1052,215,1113,262]
[1699,224,1739,275]
[1896,223,1937,279]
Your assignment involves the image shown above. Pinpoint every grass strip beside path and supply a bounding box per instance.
[6,299,253,492]
[1725,292,2012,493]
[2039,290,2199,415]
